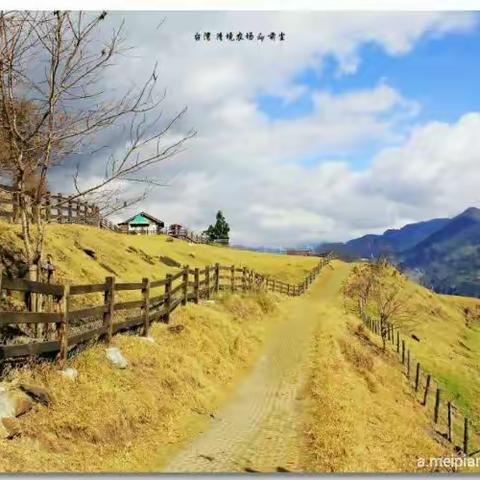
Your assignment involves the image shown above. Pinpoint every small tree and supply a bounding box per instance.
[344,257,411,350]
[343,263,375,317]
[370,272,408,350]
[204,210,230,243]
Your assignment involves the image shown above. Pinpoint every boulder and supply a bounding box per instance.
[105,347,128,369]
[0,389,33,418]
[19,384,52,406]
[60,368,78,381]
[189,252,195,258]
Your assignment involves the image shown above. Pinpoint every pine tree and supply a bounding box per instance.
[204,210,230,243]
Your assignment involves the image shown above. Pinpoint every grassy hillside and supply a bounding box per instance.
[0,221,319,286]
[303,262,452,472]
[353,263,480,441]
[404,286,480,431]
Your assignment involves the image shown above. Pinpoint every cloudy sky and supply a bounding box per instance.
[59,11,480,247]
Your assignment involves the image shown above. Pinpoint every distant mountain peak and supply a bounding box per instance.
[457,206,480,220]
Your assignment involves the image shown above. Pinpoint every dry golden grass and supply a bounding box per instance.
[354,264,480,439]
[303,285,453,473]
[0,291,281,472]
[0,221,318,286]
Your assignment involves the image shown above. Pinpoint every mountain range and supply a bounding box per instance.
[315,207,480,297]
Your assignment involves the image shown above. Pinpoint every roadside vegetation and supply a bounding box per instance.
[342,259,480,449]
[305,314,453,472]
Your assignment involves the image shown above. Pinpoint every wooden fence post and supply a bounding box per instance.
[215,263,220,293]
[75,198,80,222]
[396,331,400,353]
[57,193,63,223]
[182,266,189,305]
[141,277,150,336]
[423,374,431,406]
[401,340,405,364]
[230,265,235,292]
[272,279,276,292]
[194,268,200,304]
[242,267,247,292]
[58,283,70,365]
[447,402,453,442]
[415,362,421,392]
[67,195,73,222]
[434,388,441,424]
[464,417,469,455]
[103,276,115,344]
[407,349,411,378]
[165,273,172,322]
[205,265,210,300]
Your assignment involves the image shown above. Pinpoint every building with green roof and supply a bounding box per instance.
[118,211,165,235]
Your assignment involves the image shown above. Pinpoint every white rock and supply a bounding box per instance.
[105,347,128,369]
[205,300,216,304]
[60,368,78,380]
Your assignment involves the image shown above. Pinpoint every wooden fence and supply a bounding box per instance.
[361,312,480,458]
[0,184,113,230]
[168,227,211,244]
[0,258,328,365]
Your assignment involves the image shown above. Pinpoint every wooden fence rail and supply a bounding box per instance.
[360,311,478,458]
[0,184,110,230]
[0,258,329,366]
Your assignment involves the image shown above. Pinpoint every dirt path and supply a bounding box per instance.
[163,262,350,473]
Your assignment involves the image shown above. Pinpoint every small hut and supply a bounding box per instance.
[118,212,165,235]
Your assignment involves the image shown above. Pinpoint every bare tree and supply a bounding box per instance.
[344,257,412,350]
[0,10,194,281]
[342,262,375,317]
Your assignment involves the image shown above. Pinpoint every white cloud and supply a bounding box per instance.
[52,11,479,247]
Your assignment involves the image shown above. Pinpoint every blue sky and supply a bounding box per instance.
[257,14,480,171]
